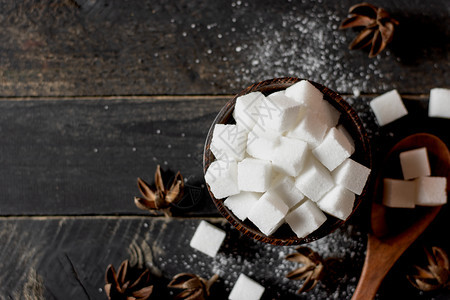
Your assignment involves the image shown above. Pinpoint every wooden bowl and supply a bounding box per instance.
[203,77,372,246]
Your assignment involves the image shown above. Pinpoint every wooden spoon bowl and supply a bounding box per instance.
[352,133,450,300]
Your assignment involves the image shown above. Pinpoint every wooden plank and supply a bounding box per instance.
[1,0,448,97]
[0,96,449,216]
[1,216,448,299]
[0,97,227,216]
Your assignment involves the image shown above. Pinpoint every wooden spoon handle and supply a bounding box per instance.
[352,207,441,300]
[351,235,404,300]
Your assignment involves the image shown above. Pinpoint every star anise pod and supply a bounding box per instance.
[134,165,184,217]
[286,246,339,293]
[407,247,450,291]
[105,260,154,300]
[340,2,399,57]
[168,273,219,300]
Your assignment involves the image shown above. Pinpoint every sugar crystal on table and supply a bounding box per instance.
[210,124,248,161]
[312,127,353,171]
[369,89,408,126]
[238,158,273,192]
[254,92,304,132]
[285,111,329,148]
[415,176,447,206]
[271,136,308,176]
[317,186,355,220]
[399,147,431,180]
[228,274,265,300]
[428,88,450,119]
[247,190,289,236]
[268,175,305,209]
[332,158,371,195]
[189,221,226,257]
[224,192,262,221]
[233,92,265,130]
[286,199,327,238]
[294,158,334,202]
[205,160,239,199]
[382,178,416,208]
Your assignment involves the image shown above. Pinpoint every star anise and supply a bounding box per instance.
[340,2,399,57]
[134,165,184,217]
[407,247,450,291]
[105,260,154,300]
[286,246,339,293]
[168,273,219,300]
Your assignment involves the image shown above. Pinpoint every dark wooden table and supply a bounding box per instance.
[1,0,449,299]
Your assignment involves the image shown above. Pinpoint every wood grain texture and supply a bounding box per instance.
[0,95,448,216]
[0,97,227,216]
[0,216,448,300]
[0,0,449,97]
[0,216,368,300]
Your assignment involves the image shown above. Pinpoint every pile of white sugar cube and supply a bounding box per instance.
[383,147,447,208]
[205,80,371,238]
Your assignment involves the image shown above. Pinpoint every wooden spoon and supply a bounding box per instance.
[352,133,450,300]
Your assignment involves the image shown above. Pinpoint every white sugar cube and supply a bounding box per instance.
[332,158,371,195]
[247,191,289,236]
[415,176,447,206]
[205,160,240,199]
[428,88,450,119]
[312,127,353,171]
[211,124,248,161]
[269,175,305,209]
[295,158,334,201]
[286,111,329,148]
[315,100,341,128]
[286,199,327,238]
[382,178,416,208]
[229,274,265,300]
[224,192,262,221]
[271,136,308,176]
[317,186,355,220]
[254,92,304,132]
[285,80,324,108]
[246,127,279,161]
[238,158,273,192]
[190,221,226,257]
[369,89,408,126]
[337,124,355,154]
[233,92,266,130]
[399,147,431,180]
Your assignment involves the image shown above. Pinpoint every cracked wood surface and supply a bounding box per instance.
[0,0,449,96]
[0,216,449,299]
